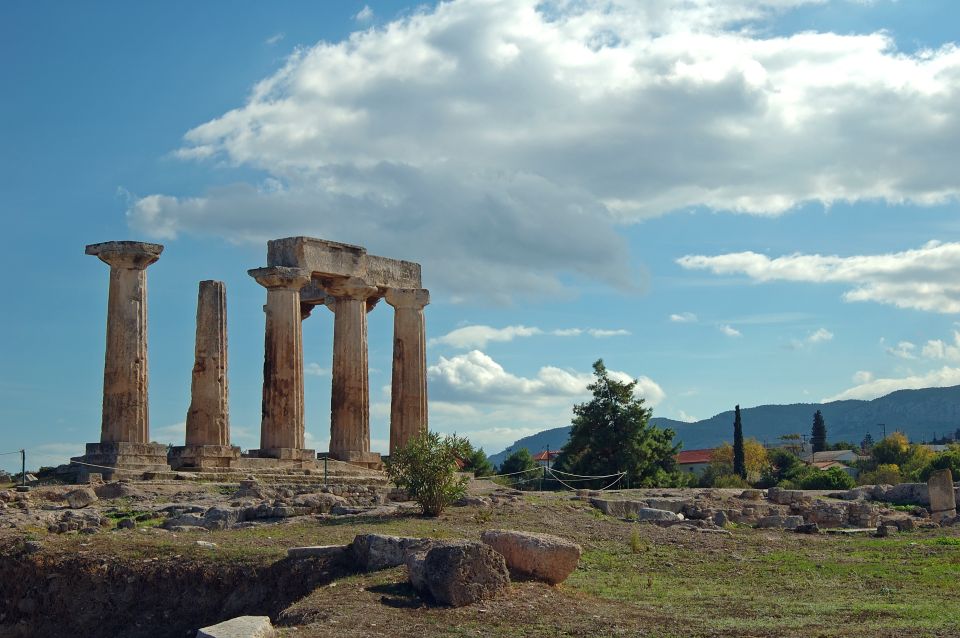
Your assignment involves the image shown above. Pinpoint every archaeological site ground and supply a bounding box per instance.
[2,236,960,637]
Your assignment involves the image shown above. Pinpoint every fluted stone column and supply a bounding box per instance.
[86,241,163,443]
[186,281,229,445]
[170,281,240,469]
[385,288,430,455]
[326,277,381,465]
[249,266,312,459]
[72,241,170,481]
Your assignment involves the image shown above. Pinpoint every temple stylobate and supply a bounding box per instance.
[250,237,429,468]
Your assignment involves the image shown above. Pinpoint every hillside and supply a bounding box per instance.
[487,385,960,467]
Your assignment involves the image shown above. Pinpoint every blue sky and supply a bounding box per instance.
[2,0,960,472]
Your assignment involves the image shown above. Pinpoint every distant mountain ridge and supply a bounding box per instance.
[487,385,960,468]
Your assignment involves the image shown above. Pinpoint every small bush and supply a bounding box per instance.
[712,474,751,489]
[386,431,468,517]
[859,463,902,486]
[630,529,645,553]
[796,467,856,490]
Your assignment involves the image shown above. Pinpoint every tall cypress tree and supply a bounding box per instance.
[811,409,827,453]
[733,404,746,479]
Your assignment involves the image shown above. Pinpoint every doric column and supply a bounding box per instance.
[249,266,311,453]
[385,288,430,455]
[325,277,379,461]
[86,241,163,444]
[185,280,229,446]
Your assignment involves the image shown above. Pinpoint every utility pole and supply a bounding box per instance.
[879,423,886,440]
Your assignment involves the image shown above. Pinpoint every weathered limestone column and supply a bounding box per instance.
[170,281,239,469]
[249,266,312,459]
[325,277,381,465]
[186,281,229,445]
[86,241,163,443]
[385,288,430,455]
[928,468,957,523]
[71,241,171,481]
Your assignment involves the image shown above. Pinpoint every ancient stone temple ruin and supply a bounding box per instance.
[71,237,428,479]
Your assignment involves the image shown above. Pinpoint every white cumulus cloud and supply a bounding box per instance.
[429,325,542,348]
[670,312,698,323]
[126,0,960,299]
[807,328,833,344]
[678,241,960,314]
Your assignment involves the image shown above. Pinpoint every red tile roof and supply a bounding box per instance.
[676,448,715,464]
[532,450,559,462]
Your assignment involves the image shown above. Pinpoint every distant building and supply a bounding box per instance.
[804,449,864,464]
[532,450,560,468]
[676,448,715,476]
[810,459,859,479]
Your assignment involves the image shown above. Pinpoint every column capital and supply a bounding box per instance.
[248,266,311,291]
[325,276,379,301]
[86,241,163,270]
[385,288,430,310]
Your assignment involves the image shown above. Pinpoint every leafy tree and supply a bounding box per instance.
[711,438,770,482]
[499,448,539,489]
[733,405,746,480]
[460,443,494,477]
[859,463,902,485]
[758,448,804,487]
[811,410,827,453]
[554,360,680,488]
[872,432,911,466]
[919,447,960,482]
[387,431,469,516]
[779,433,804,456]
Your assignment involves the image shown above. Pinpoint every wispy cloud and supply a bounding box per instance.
[265,32,285,46]
[429,324,631,349]
[354,5,373,22]
[305,362,330,376]
[720,324,742,338]
[669,312,697,323]
[679,241,960,314]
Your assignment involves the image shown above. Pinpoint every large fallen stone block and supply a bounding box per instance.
[287,545,348,560]
[589,498,647,517]
[644,498,689,514]
[406,541,509,607]
[767,488,810,506]
[756,515,804,530]
[480,529,582,585]
[196,615,275,638]
[352,534,432,571]
[635,508,682,522]
[65,488,98,509]
[884,483,930,506]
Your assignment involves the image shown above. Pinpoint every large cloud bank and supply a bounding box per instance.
[129,0,960,297]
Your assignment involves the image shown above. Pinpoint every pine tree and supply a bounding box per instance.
[811,410,827,453]
[553,360,680,488]
[733,405,746,479]
[861,432,874,452]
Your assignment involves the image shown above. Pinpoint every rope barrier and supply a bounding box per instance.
[544,467,626,491]
[0,451,22,456]
[546,467,626,479]
[68,459,126,472]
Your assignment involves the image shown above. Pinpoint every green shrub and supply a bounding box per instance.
[712,474,751,489]
[796,467,856,490]
[859,463,902,485]
[918,448,960,482]
[386,431,468,516]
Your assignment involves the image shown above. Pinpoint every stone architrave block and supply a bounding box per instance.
[196,615,276,638]
[480,529,582,584]
[928,469,957,523]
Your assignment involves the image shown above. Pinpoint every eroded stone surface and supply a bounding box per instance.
[407,540,510,607]
[481,529,582,584]
[928,469,957,523]
[196,615,275,638]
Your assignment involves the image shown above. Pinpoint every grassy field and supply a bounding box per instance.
[24,491,960,637]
